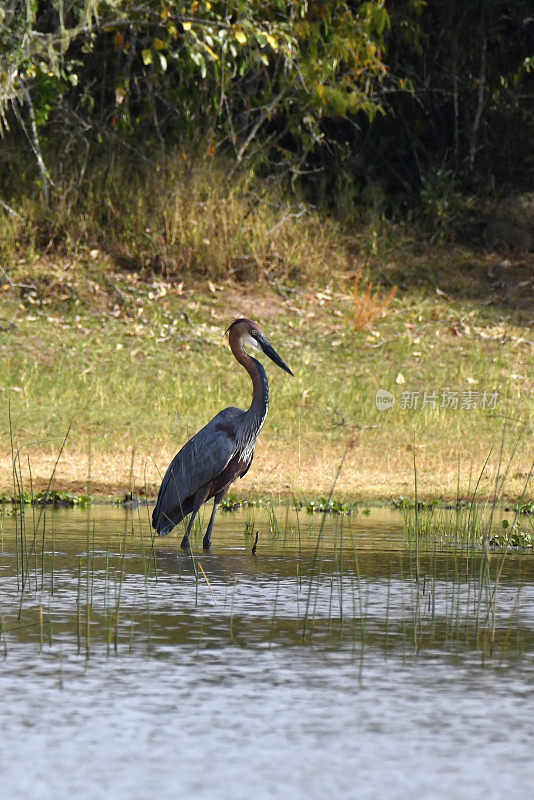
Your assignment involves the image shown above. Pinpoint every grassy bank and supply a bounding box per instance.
[1,262,532,502]
[1,160,532,502]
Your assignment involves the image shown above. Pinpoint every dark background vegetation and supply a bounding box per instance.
[0,1,533,263]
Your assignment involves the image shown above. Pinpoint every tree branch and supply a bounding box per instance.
[469,28,487,174]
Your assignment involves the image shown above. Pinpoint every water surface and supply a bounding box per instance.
[1,505,533,799]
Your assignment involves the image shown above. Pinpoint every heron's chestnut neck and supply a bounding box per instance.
[229,328,269,431]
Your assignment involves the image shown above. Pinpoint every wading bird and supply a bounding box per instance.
[152,318,294,549]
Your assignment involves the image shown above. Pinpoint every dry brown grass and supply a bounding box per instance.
[353,265,397,331]
[0,155,349,286]
[0,437,528,503]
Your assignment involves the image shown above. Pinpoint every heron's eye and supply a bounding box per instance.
[251,329,258,337]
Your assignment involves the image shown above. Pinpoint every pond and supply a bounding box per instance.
[1,504,533,799]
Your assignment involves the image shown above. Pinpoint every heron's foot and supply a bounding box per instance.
[202,534,211,551]
[180,534,191,550]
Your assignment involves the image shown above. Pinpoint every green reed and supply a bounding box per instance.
[302,451,347,643]
[12,425,71,617]
[104,541,111,654]
[76,559,82,653]
[0,428,530,664]
[0,613,7,657]
[143,467,159,582]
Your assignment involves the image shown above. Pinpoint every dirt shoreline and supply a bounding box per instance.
[1,442,530,503]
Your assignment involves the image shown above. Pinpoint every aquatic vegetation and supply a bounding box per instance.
[392,497,439,511]
[219,492,261,511]
[490,520,534,549]
[0,490,90,507]
[515,500,534,516]
[305,497,357,514]
[34,490,90,507]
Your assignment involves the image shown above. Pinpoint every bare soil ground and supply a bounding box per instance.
[1,438,529,502]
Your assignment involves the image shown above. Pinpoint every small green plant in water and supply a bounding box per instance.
[392,497,439,511]
[220,493,243,511]
[392,496,413,510]
[33,491,90,507]
[305,497,357,514]
[220,493,262,511]
[0,490,89,507]
[489,520,534,549]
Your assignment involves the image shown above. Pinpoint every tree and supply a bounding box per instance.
[0,2,390,200]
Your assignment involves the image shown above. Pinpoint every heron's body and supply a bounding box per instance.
[152,319,292,549]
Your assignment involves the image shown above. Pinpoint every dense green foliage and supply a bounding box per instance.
[0,1,532,223]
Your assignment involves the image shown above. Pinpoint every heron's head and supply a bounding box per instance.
[227,318,294,376]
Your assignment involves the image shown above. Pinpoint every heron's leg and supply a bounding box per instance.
[180,512,197,549]
[180,486,210,549]
[202,489,228,550]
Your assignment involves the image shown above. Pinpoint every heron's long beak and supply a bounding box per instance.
[257,334,294,376]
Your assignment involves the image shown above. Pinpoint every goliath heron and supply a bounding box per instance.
[152,318,294,549]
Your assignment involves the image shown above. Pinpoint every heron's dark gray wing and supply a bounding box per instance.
[152,408,243,536]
